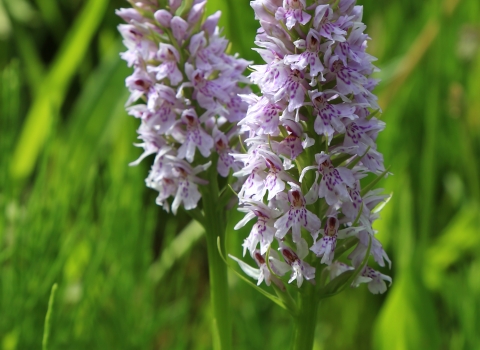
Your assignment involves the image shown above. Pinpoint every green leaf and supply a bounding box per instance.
[374,272,441,350]
[331,153,351,167]
[361,166,391,197]
[148,220,205,284]
[319,270,356,297]
[265,247,297,315]
[333,236,358,258]
[346,146,370,170]
[217,238,289,311]
[424,203,480,290]
[10,0,109,180]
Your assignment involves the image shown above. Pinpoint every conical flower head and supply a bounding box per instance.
[232,0,392,295]
[118,0,251,213]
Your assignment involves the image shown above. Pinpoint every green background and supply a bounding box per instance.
[1,0,479,348]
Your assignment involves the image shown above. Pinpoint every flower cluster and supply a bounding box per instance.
[232,0,391,294]
[117,0,250,214]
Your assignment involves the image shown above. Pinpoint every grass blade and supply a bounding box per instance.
[42,283,58,350]
[10,0,109,181]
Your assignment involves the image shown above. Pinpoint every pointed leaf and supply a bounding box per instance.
[346,146,370,170]
[332,153,351,167]
[334,236,358,258]
[361,166,391,197]
[216,238,288,310]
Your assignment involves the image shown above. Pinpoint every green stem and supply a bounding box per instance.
[201,159,232,350]
[42,283,58,350]
[292,283,320,350]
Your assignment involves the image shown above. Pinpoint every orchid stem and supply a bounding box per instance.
[201,157,232,350]
[292,283,320,350]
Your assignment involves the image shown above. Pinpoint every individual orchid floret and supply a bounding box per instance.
[148,43,183,85]
[229,251,270,286]
[275,118,315,159]
[273,69,307,112]
[177,109,214,163]
[183,64,233,109]
[237,168,268,201]
[259,149,296,200]
[348,231,391,269]
[189,30,229,72]
[310,216,339,265]
[238,95,284,136]
[328,261,354,281]
[213,128,241,177]
[284,31,324,78]
[146,172,177,211]
[235,201,278,256]
[169,158,211,214]
[234,147,268,201]
[309,89,356,144]
[127,85,181,134]
[279,243,315,288]
[313,152,356,206]
[345,117,384,149]
[312,216,364,264]
[275,0,311,30]
[313,6,347,42]
[352,266,392,294]
[117,23,157,66]
[341,178,363,220]
[274,185,321,244]
[341,117,386,172]
[229,250,287,289]
[124,68,155,106]
[329,60,368,96]
[128,122,172,166]
[250,59,290,97]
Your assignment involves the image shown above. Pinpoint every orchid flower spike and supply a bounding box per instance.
[118,0,251,213]
[231,0,392,295]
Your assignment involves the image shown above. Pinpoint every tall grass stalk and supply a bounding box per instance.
[42,283,58,350]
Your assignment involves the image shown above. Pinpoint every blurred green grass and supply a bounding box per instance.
[1,0,479,349]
